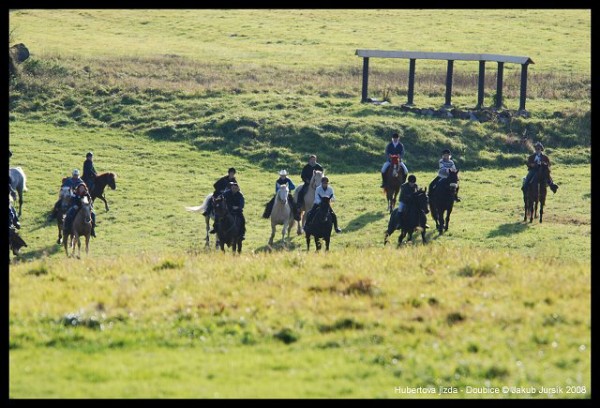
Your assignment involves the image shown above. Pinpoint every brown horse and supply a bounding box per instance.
[55,186,72,245]
[293,170,323,235]
[383,154,406,213]
[90,172,117,211]
[524,162,549,223]
[64,195,92,257]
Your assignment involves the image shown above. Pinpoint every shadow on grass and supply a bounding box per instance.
[17,243,63,261]
[487,222,529,238]
[343,210,386,233]
[254,239,302,253]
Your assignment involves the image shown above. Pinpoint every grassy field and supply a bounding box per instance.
[8,9,590,399]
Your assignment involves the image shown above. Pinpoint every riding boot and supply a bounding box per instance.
[240,216,246,240]
[380,172,386,188]
[263,197,274,219]
[331,210,342,233]
[91,212,97,237]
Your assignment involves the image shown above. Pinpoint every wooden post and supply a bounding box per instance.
[407,58,416,106]
[444,60,454,108]
[361,57,369,103]
[495,61,504,109]
[519,63,529,112]
[477,60,485,109]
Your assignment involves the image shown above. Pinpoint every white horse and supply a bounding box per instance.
[293,170,323,235]
[9,167,28,217]
[185,194,220,249]
[268,184,295,247]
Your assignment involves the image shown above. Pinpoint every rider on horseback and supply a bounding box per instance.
[82,151,97,192]
[397,175,429,229]
[522,142,559,194]
[220,182,246,241]
[428,149,461,202]
[304,176,342,233]
[262,169,300,221]
[50,169,86,220]
[63,182,97,238]
[204,167,237,217]
[8,149,20,229]
[380,132,408,188]
[296,155,324,216]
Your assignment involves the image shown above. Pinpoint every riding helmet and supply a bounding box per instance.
[408,175,416,183]
[72,169,80,176]
[86,151,93,158]
[279,169,288,176]
[534,142,544,151]
[228,167,236,173]
[442,149,451,155]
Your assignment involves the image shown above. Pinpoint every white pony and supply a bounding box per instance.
[185,194,220,249]
[9,167,28,216]
[293,170,323,235]
[268,184,295,247]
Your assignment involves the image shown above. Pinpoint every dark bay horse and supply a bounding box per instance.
[383,155,406,213]
[64,195,92,258]
[213,194,243,253]
[55,186,72,245]
[304,195,334,251]
[9,167,27,216]
[384,188,429,246]
[9,226,27,258]
[428,170,459,233]
[90,172,117,211]
[524,162,549,223]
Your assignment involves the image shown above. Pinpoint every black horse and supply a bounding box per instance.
[428,170,459,233]
[213,194,243,253]
[524,162,549,223]
[304,195,334,251]
[384,188,429,246]
[90,172,117,212]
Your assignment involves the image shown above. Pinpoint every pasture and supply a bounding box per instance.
[8,9,590,399]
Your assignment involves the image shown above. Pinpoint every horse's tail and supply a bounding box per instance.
[186,194,213,213]
[16,167,28,191]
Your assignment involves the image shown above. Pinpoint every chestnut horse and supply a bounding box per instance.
[64,195,92,258]
[293,170,323,235]
[383,154,406,213]
[90,172,117,211]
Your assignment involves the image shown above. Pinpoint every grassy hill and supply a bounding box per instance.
[8,9,590,398]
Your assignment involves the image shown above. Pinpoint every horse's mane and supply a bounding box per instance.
[98,172,117,179]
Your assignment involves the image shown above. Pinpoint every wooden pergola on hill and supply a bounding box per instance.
[356,50,535,111]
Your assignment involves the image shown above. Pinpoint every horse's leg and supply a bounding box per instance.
[421,229,427,244]
[85,234,90,255]
[306,233,311,251]
[384,232,390,246]
[444,208,452,232]
[204,215,210,247]
[237,238,242,254]
[63,233,69,256]
[325,236,330,251]
[281,221,288,246]
[76,234,81,259]
[98,194,109,211]
[18,190,23,217]
[57,223,63,245]
[315,236,321,252]
[539,200,544,223]
[269,222,276,246]
[298,210,306,235]
[398,231,406,246]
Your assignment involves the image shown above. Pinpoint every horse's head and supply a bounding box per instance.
[107,173,117,190]
[80,196,92,223]
[390,154,400,165]
[415,188,430,214]
[276,184,288,204]
[213,195,228,217]
[317,195,332,222]
[312,171,323,189]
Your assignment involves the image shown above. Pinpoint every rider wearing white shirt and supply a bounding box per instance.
[305,176,342,233]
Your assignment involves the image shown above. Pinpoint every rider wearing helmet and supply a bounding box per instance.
[304,176,342,234]
[522,142,559,193]
[428,149,460,202]
[63,182,97,238]
[82,151,97,192]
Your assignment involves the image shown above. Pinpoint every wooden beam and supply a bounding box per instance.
[355,49,534,65]
[361,57,369,103]
[407,59,416,106]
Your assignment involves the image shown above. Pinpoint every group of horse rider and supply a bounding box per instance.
[50,152,98,237]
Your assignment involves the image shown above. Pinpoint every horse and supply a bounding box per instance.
[9,227,27,258]
[428,170,459,233]
[63,195,92,258]
[304,195,334,251]
[383,154,406,213]
[9,167,27,217]
[55,186,72,245]
[269,184,295,247]
[294,170,323,235]
[384,188,429,246]
[524,162,549,223]
[89,172,117,212]
[213,194,243,254]
[185,194,220,249]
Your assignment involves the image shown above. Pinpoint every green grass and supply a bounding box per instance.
[8,9,590,399]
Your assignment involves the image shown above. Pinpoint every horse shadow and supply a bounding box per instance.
[17,244,63,261]
[255,240,301,253]
[487,222,529,238]
[343,210,386,233]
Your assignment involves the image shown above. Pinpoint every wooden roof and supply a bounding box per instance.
[355,49,534,64]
